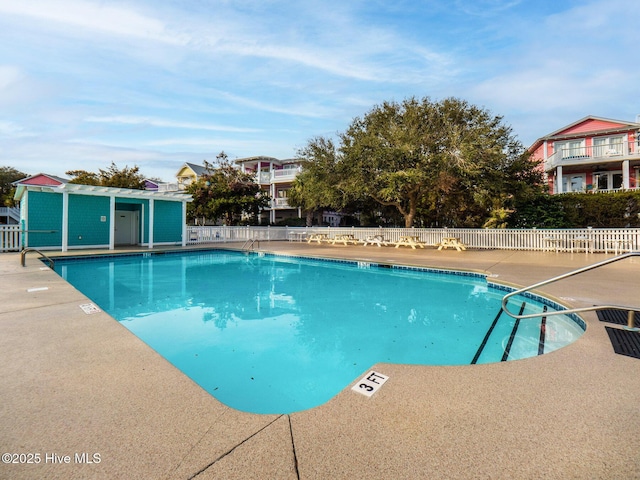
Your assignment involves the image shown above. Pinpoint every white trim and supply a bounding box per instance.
[109,196,116,250]
[556,165,563,193]
[141,203,145,245]
[148,198,154,249]
[181,201,187,247]
[61,191,69,252]
[622,160,630,189]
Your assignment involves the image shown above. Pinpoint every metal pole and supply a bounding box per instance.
[625,310,639,332]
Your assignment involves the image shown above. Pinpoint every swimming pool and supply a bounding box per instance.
[54,250,584,414]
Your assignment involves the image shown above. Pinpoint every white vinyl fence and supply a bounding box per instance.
[0,225,21,252]
[186,225,640,253]
[3,224,638,253]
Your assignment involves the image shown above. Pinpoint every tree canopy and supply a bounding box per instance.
[186,154,270,225]
[287,137,343,226]
[0,166,27,207]
[293,96,543,227]
[66,162,146,189]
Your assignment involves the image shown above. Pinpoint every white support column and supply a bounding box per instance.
[622,160,630,190]
[556,165,563,194]
[140,204,145,245]
[148,198,154,249]
[270,183,276,224]
[181,200,187,247]
[61,191,69,252]
[109,196,115,250]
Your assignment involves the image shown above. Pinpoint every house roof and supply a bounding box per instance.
[235,156,280,164]
[529,116,640,152]
[178,162,209,177]
[13,173,69,186]
[235,156,299,167]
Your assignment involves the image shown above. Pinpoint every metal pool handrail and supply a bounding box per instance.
[20,248,55,269]
[501,251,640,322]
[242,239,260,251]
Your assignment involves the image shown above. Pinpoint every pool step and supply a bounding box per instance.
[501,302,526,361]
[538,306,548,355]
[472,302,551,364]
[470,306,505,364]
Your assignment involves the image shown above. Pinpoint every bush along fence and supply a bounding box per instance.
[186,226,640,254]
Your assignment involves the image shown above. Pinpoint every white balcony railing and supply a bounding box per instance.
[545,140,638,170]
[0,206,20,223]
[255,168,301,184]
[272,198,291,208]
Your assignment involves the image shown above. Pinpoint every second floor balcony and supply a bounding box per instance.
[256,167,301,184]
[271,198,293,209]
[545,140,639,171]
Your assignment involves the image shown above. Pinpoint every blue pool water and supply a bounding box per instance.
[54,250,584,414]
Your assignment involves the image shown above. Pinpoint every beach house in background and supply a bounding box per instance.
[175,162,210,191]
[14,175,192,251]
[530,116,640,194]
[235,156,303,224]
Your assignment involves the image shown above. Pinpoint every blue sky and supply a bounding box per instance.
[1,0,638,182]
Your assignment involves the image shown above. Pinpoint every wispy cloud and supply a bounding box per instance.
[0,0,187,45]
[84,115,261,133]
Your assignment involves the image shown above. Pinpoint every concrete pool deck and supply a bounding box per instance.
[1,242,639,479]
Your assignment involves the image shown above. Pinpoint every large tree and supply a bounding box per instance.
[186,155,269,225]
[66,162,146,189]
[288,137,344,226]
[0,166,27,207]
[337,97,542,227]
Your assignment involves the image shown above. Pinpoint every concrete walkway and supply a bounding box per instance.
[1,243,639,479]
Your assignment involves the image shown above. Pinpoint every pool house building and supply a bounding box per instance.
[14,175,192,251]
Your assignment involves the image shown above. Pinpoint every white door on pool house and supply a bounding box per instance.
[115,210,139,245]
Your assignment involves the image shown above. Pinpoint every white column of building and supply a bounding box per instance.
[270,183,276,224]
[109,196,115,250]
[61,190,69,252]
[622,160,630,190]
[181,200,187,247]
[556,165,563,193]
[148,198,154,249]
[269,162,275,224]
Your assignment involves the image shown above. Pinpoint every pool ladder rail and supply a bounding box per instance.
[242,239,260,251]
[20,247,55,269]
[501,251,640,331]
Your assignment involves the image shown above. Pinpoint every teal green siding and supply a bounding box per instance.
[22,188,185,249]
[26,191,62,247]
[153,200,183,243]
[68,194,110,246]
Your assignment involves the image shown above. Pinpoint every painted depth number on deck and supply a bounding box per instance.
[352,371,389,397]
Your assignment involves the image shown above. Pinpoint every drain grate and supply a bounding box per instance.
[597,309,640,327]
[606,327,640,360]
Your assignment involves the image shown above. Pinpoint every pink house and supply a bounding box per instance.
[529,116,640,194]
